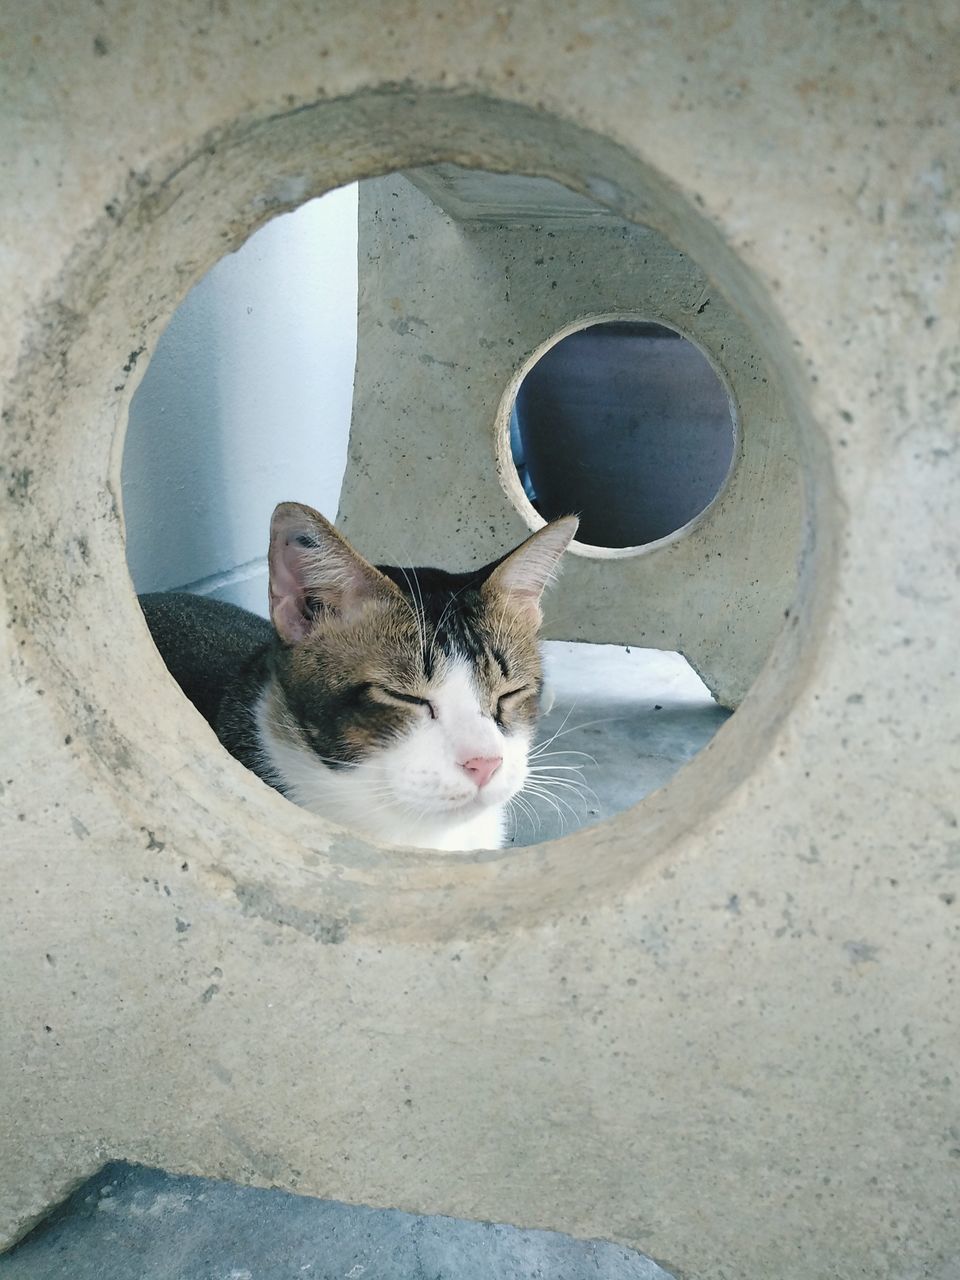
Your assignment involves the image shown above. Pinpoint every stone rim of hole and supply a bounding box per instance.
[496,311,742,561]
[2,88,834,943]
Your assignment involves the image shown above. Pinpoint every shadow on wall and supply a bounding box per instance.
[2,1162,674,1280]
[122,183,359,617]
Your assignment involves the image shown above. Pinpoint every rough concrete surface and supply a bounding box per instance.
[339,172,802,709]
[0,646,709,1277]
[3,646,713,1278]
[1,5,958,1280]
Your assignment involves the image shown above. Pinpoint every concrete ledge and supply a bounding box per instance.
[4,1162,672,1279]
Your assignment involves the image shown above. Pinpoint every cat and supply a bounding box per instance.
[140,502,578,851]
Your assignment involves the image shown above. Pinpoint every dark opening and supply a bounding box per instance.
[511,321,735,548]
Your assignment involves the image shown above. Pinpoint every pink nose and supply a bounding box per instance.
[460,755,503,788]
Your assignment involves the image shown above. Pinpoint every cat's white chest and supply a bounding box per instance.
[410,808,505,853]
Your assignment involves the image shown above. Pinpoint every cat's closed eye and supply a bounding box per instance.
[495,686,534,723]
[372,685,437,719]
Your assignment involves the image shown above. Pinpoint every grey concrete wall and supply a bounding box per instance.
[1,6,957,1280]
[338,174,803,707]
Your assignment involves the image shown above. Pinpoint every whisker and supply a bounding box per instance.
[528,747,599,768]
[523,785,566,830]
[530,715,625,756]
[526,772,594,805]
[395,562,428,669]
[525,784,585,825]
[528,763,590,775]
[309,754,363,770]
[527,771,598,798]
[505,798,519,840]
[531,700,580,754]
[410,571,429,667]
[512,791,541,833]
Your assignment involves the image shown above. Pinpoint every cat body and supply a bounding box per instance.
[141,505,576,851]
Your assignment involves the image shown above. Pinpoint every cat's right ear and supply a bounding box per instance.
[268,503,399,644]
[482,516,579,628]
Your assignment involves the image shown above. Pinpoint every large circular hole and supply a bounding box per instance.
[121,164,801,856]
[510,320,736,550]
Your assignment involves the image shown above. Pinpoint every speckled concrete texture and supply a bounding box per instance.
[1,5,958,1280]
[339,172,803,709]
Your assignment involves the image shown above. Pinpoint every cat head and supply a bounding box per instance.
[260,502,578,849]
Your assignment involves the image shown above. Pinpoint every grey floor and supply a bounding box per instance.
[3,645,727,1280]
[508,642,730,847]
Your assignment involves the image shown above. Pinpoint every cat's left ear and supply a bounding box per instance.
[268,502,401,643]
[482,516,579,627]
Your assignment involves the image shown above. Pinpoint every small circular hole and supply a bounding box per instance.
[509,320,736,551]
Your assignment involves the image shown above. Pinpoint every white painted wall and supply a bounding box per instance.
[122,184,359,616]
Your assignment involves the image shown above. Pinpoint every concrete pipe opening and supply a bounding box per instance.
[120,163,802,856]
[509,320,737,552]
[4,88,830,943]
